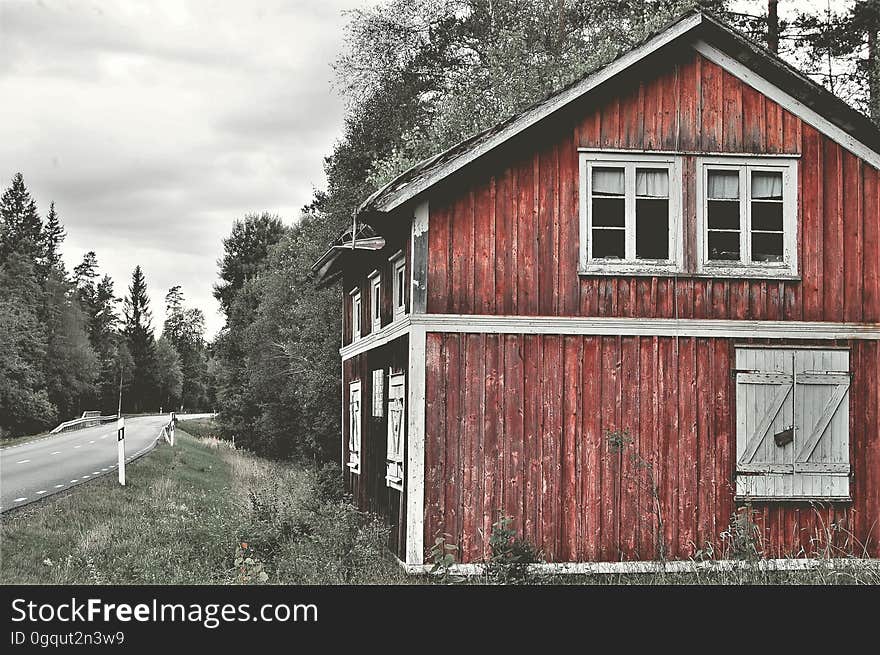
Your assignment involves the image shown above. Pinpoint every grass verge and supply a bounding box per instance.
[0,430,408,584]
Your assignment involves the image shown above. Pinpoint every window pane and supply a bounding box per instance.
[635,168,668,197]
[751,232,784,262]
[751,201,783,232]
[592,167,625,195]
[707,199,740,229]
[708,231,741,261]
[707,170,739,199]
[592,197,625,227]
[752,171,783,199]
[592,229,625,259]
[636,198,669,259]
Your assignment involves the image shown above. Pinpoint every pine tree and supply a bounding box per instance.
[122,265,158,412]
[0,173,43,267]
[42,201,66,274]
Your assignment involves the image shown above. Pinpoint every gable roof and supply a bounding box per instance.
[358,9,880,218]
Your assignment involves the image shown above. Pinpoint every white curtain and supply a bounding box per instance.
[752,171,783,199]
[592,167,624,195]
[636,169,668,197]
[707,170,739,199]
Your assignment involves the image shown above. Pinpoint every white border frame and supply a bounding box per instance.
[696,155,798,279]
[579,151,684,275]
[347,379,361,474]
[390,250,406,320]
[349,287,362,343]
[385,372,406,491]
[368,269,382,333]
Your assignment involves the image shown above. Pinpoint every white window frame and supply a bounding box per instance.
[696,156,798,278]
[385,372,405,490]
[348,380,361,473]
[579,151,684,275]
[390,251,406,319]
[350,287,361,342]
[368,270,382,332]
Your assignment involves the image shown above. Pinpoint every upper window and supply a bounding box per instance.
[368,270,381,332]
[579,152,683,274]
[697,157,797,277]
[350,288,361,342]
[391,252,406,319]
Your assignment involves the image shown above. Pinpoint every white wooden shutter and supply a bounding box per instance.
[386,373,405,490]
[735,348,850,499]
[348,380,361,473]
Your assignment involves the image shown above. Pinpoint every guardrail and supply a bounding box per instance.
[49,414,118,434]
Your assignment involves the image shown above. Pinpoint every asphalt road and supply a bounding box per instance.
[0,415,173,512]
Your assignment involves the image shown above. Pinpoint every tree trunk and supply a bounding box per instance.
[767,0,779,53]
[869,28,880,124]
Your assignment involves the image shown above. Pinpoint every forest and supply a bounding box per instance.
[0,172,214,439]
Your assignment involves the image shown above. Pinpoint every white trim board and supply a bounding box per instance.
[405,326,427,566]
[693,40,880,171]
[365,13,704,214]
[340,316,411,361]
[408,314,880,340]
[398,557,879,577]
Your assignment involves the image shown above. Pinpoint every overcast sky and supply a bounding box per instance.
[0,0,375,339]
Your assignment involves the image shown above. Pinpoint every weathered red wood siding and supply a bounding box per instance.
[424,334,880,562]
[426,51,880,323]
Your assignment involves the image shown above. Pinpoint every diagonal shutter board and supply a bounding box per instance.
[738,375,792,464]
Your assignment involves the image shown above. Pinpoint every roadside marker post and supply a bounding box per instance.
[168,412,175,447]
[117,416,125,486]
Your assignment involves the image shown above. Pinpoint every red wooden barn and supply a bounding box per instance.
[313,10,880,570]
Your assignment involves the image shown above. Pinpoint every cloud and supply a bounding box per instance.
[0,0,372,338]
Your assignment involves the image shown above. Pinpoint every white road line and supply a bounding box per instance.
[92,471,100,475]
[14,497,27,502]
[89,440,95,444]
[82,475,90,479]
[50,451,61,455]
[73,445,81,449]
[70,479,78,483]
[54,484,64,488]
[36,490,46,495]
[101,467,108,471]
[16,459,30,464]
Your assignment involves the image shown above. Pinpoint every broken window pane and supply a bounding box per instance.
[636,198,669,259]
[708,230,741,261]
[592,229,625,259]
[751,232,784,262]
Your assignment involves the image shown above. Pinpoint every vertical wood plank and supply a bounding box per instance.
[823,140,844,321]
[583,336,601,561]
[503,335,524,536]
[562,336,581,560]
[473,177,495,314]
[721,69,743,151]
[741,83,765,152]
[701,58,722,151]
[801,125,824,321]
[864,165,880,322]
[843,153,863,322]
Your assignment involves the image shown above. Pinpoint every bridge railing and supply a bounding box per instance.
[49,414,118,434]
